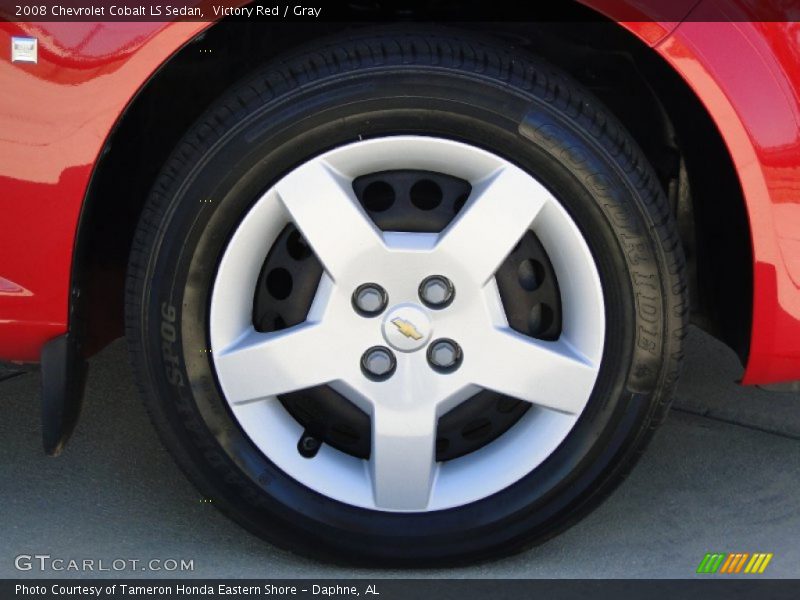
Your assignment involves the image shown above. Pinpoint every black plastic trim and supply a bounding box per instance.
[40,333,88,456]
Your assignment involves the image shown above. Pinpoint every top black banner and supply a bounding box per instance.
[0,0,799,23]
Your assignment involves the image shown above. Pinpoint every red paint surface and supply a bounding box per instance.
[649,10,800,384]
[0,21,208,361]
[1,1,800,385]
[585,0,699,45]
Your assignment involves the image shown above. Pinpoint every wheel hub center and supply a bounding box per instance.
[382,304,432,352]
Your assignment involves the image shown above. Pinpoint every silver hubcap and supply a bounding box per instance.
[210,136,605,512]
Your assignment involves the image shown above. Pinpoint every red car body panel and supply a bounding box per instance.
[0,21,208,361]
[1,2,799,385]
[652,15,800,384]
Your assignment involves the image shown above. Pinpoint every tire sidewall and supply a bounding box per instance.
[134,62,671,563]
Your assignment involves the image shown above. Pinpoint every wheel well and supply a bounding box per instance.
[75,17,752,363]
[504,21,752,362]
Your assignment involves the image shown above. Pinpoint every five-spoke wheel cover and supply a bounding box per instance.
[210,136,605,511]
[254,170,563,462]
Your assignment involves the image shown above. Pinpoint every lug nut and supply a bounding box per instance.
[352,283,388,317]
[427,338,463,372]
[361,346,397,381]
[419,275,455,309]
[297,432,321,459]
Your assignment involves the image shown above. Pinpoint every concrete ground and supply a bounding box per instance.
[1,327,799,579]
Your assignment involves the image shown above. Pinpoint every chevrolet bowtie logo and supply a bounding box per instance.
[391,317,423,340]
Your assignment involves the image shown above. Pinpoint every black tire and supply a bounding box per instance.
[126,29,687,565]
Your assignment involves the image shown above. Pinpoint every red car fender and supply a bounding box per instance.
[0,21,210,361]
[646,13,800,384]
[1,4,800,386]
